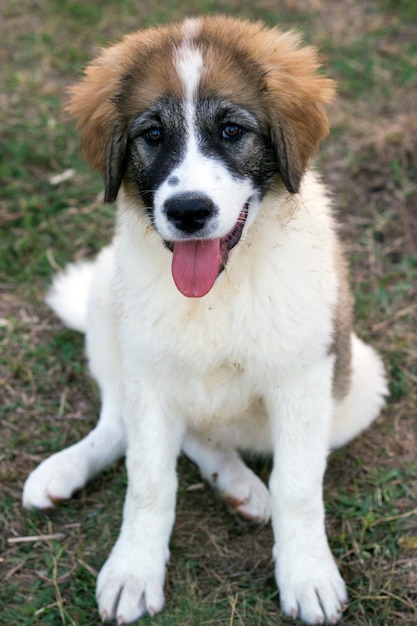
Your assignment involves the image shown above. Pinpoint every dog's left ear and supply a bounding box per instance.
[66,41,130,203]
[262,31,335,193]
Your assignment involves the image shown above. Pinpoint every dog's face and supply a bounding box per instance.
[125,51,278,297]
[68,16,335,296]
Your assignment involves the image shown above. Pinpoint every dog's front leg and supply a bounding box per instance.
[268,357,348,625]
[96,385,185,625]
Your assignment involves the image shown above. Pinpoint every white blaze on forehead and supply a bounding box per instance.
[181,17,202,41]
[175,17,204,113]
[175,44,204,107]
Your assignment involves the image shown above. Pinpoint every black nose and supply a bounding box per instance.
[164,194,217,234]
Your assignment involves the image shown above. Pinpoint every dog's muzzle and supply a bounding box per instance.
[163,194,249,298]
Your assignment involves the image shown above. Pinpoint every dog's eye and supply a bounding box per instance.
[143,127,163,145]
[221,124,243,141]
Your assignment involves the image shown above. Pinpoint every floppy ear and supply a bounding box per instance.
[66,42,129,203]
[262,31,335,193]
[105,122,128,203]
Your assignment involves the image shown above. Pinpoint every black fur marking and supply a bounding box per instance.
[194,99,277,194]
[121,96,278,217]
[272,121,299,194]
[125,97,187,212]
[105,124,128,203]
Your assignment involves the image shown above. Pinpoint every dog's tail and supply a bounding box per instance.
[331,334,388,449]
[46,259,96,333]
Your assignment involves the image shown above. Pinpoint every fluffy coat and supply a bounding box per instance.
[23,16,387,625]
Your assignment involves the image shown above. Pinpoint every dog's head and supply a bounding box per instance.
[67,16,335,297]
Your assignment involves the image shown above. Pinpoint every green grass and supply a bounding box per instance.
[1,0,416,625]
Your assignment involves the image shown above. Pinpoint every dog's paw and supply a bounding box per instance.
[96,543,166,624]
[218,462,271,523]
[276,552,348,624]
[22,450,88,509]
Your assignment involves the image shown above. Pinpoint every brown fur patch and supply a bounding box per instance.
[66,22,186,174]
[331,244,353,399]
[66,16,335,194]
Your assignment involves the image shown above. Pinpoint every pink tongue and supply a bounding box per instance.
[172,239,221,297]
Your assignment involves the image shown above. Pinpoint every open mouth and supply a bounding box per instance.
[167,203,249,298]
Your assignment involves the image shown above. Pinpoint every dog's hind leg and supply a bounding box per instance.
[182,433,271,523]
[22,381,126,510]
[23,251,126,510]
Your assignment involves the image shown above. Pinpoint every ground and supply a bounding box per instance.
[1,1,416,625]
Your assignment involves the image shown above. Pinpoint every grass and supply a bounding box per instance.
[1,0,416,625]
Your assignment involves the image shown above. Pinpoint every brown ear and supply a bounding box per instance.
[261,31,335,193]
[66,42,130,202]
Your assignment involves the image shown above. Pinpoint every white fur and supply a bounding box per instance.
[45,259,95,332]
[175,40,203,105]
[23,106,387,626]
[153,145,259,241]
[23,171,387,624]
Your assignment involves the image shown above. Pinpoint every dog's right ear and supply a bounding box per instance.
[105,122,128,203]
[66,43,130,203]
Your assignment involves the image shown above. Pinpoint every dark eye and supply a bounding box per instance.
[143,127,163,145]
[221,123,243,141]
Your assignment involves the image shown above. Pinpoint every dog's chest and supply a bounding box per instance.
[120,296,269,424]
[167,352,262,426]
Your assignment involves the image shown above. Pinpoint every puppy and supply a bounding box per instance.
[23,16,387,625]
